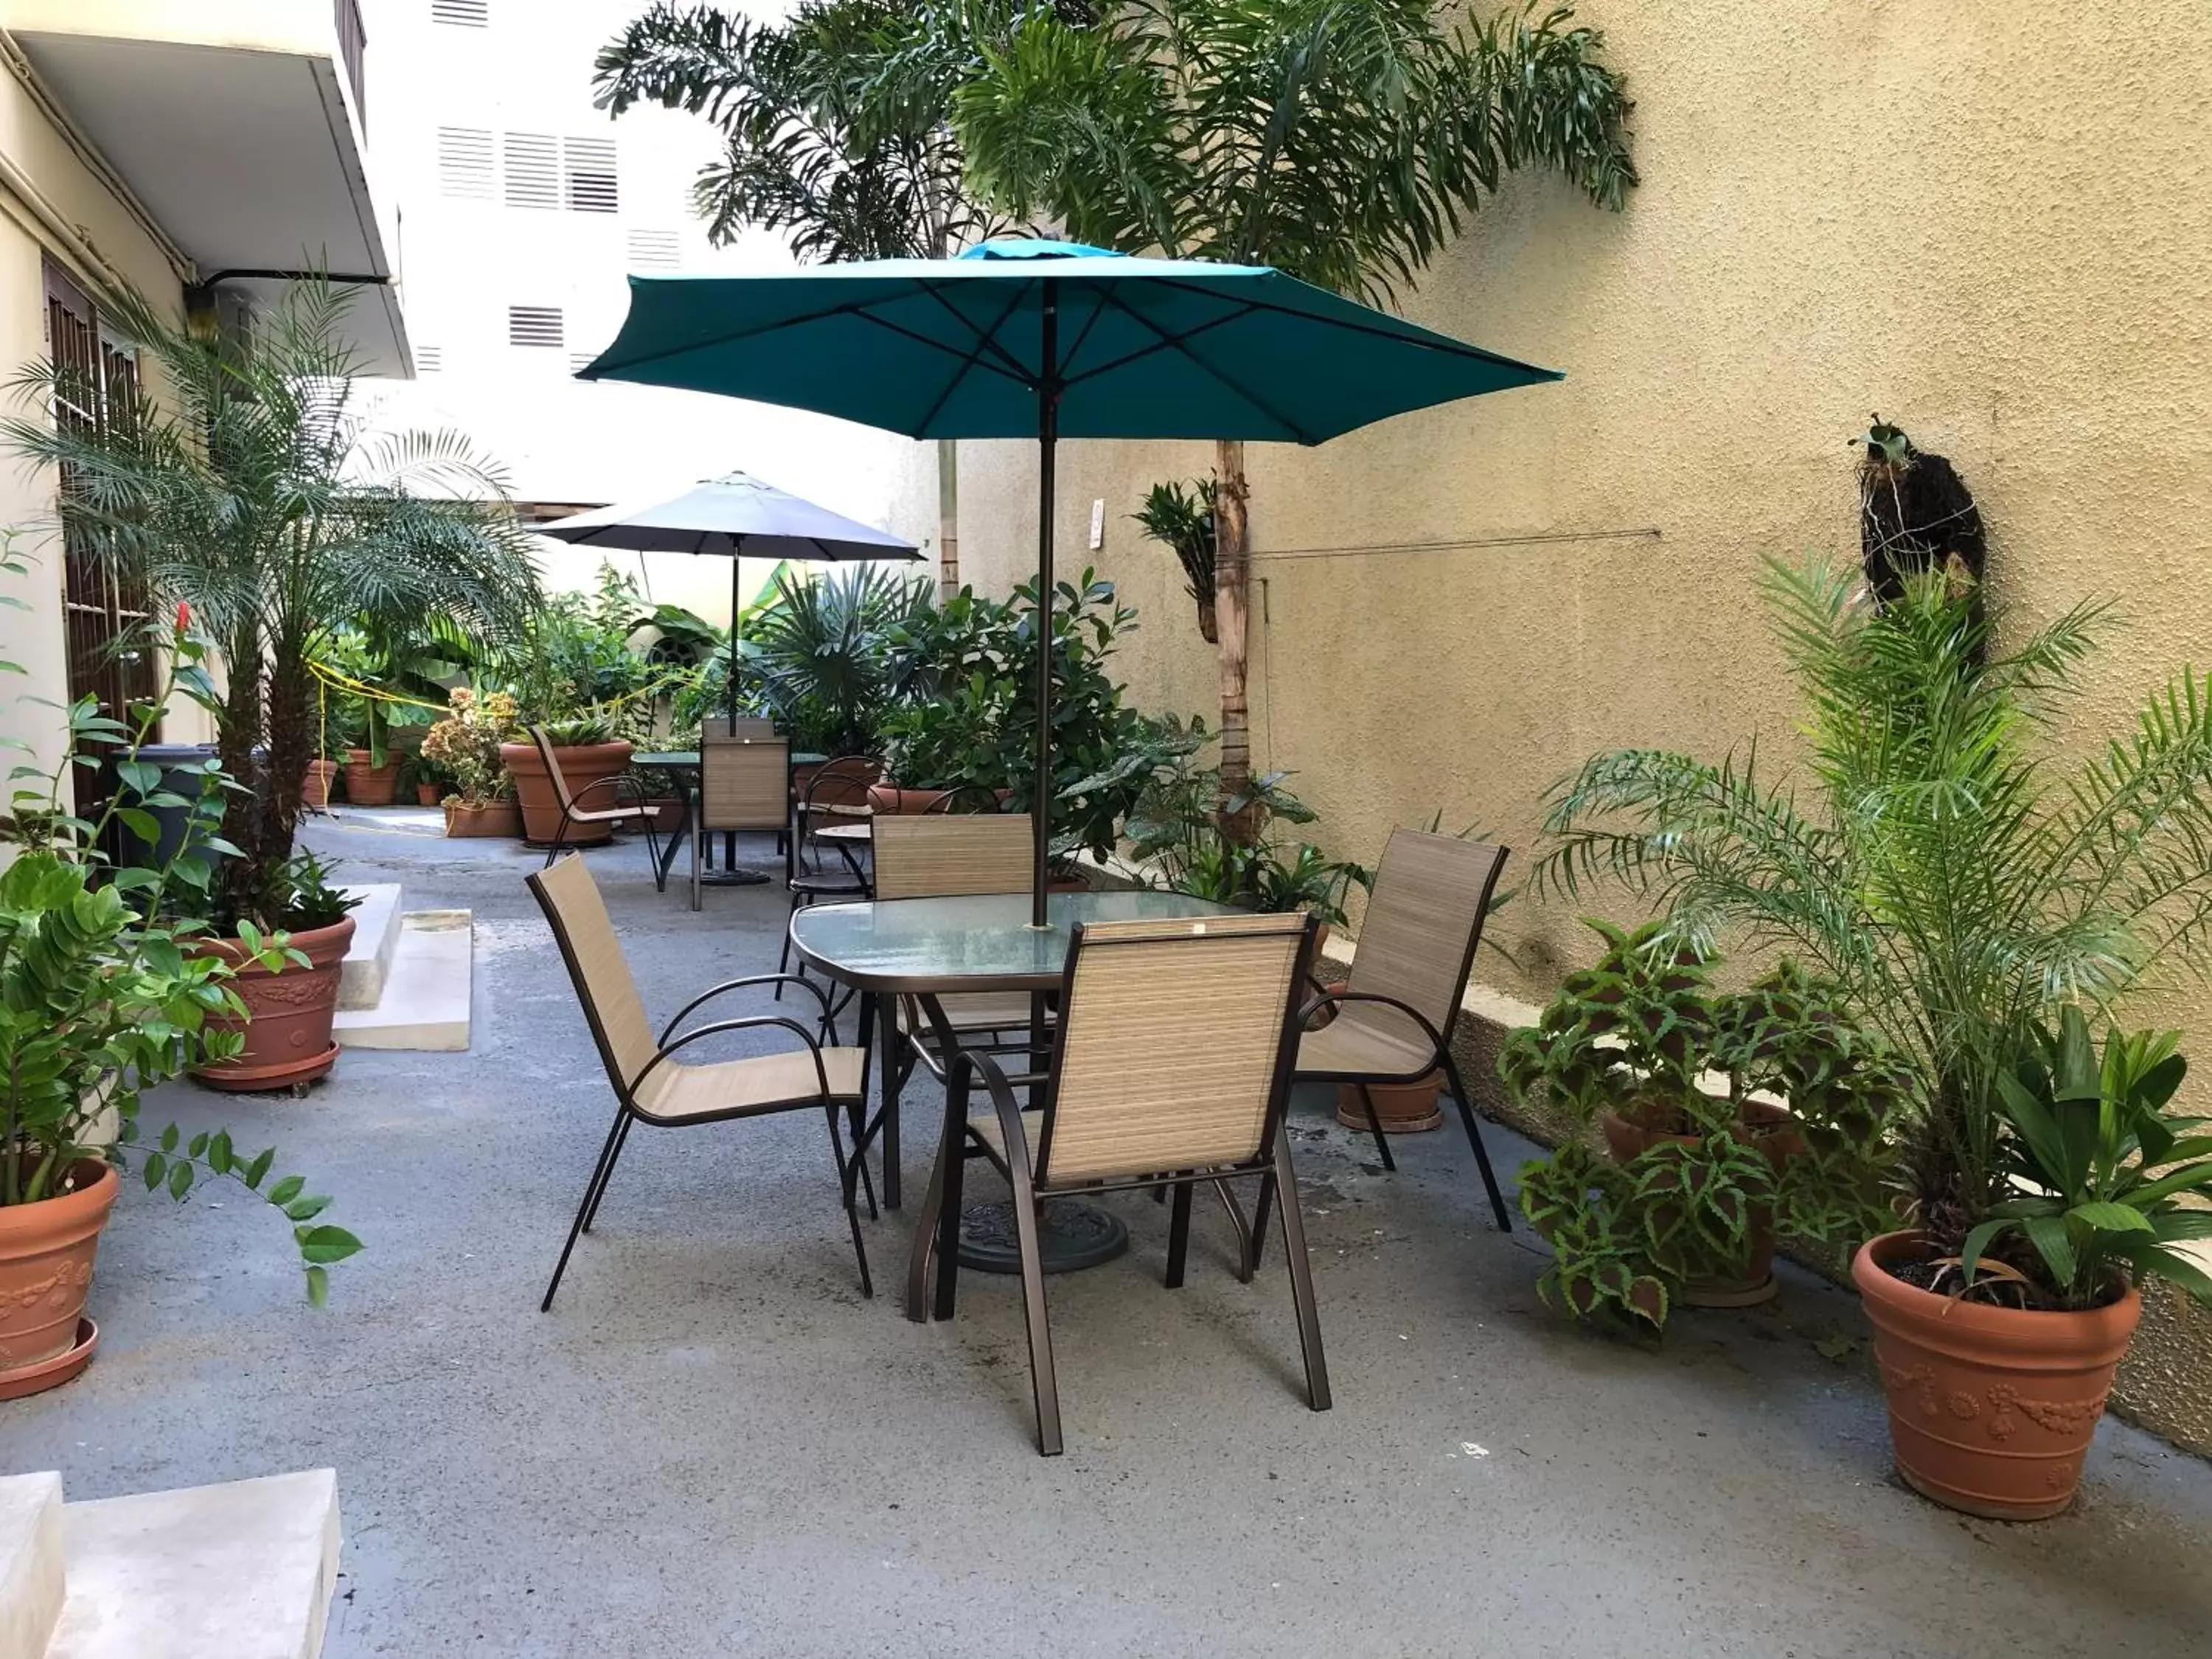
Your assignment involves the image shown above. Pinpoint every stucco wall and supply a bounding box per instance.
[0,31,203,776]
[945,2,2212,1449]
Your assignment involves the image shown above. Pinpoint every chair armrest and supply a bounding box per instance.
[568,773,648,809]
[659,974,833,1046]
[967,1050,1029,1119]
[627,1013,833,1104]
[1295,987,1450,1057]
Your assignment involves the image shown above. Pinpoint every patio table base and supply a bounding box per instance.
[957,1198,1127,1275]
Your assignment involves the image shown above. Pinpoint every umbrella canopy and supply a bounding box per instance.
[538,472,919,723]
[581,240,1561,920]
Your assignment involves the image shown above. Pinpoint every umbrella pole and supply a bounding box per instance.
[727,552,742,728]
[1031,281,1060,928]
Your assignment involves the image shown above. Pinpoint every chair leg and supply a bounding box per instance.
[641,813,663,891]
[823,1103,874,1298]
[776,890,800,998]
[932,1060,971,1323]
[542,807,575,869]
[1355,1082,1397,1172]
[581,1113,636,1233]
[994,1088,1063,1456]
[1441,1051,1513,1233]
[1164,1178,1194,1290]
[880,1012,904,1213]
[1248,1170,1276,1276]
[1270,1124,1332,1412]
[1214,1180,1255,1285]
[847,1092,880,1222]
[906,1113,949,1323]
[543,1107,627,1312]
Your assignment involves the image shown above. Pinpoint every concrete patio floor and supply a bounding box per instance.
[5,813,2212,1657]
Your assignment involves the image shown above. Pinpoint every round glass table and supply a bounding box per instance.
[787,888,1238,1321]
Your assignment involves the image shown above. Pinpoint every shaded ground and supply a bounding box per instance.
[5,812,2211,1657]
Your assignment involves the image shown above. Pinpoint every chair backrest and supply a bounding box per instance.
[529,726,581,815]
[700,717,730,740]
[1036,911,1315,1186]
[730,717,777,741]
[700,734,789,832]
[870,813,1033,900]
[922,783,1005,815]
[801,755,882,815]
[1343,829,1509,1045]
[525,852,656,1099]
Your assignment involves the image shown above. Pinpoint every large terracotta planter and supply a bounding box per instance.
[1601,1099,1801,1307]
[1311,978,1444,1134]
[501,740,633,846]
[190,914,356,1093]
[1854,1230,2140,1520]
[0,1160,116,1397]
[444,799,522,838]
[301,759,337,810]
[341,749,400,807]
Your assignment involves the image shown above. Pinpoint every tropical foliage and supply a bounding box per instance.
[745,562,929,753]
[1535,557,2212,1299]
[1,279,540,930]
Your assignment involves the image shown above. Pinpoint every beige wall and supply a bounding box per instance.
[950,0,2212,1004]
[0,29,205,782]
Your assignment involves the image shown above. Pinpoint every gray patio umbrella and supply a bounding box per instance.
[537,472,922,724]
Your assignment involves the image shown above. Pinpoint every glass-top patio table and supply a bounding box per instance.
[787,888,1238,1322]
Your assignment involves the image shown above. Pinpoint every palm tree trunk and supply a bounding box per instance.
[1212,437,1256,844]
[937,437,961,597]
[215,619,264,922]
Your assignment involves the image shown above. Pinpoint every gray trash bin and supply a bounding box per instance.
[120,742,221,866]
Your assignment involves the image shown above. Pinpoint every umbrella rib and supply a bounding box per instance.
[1146,276,1554,373]
[1057,285,1116,378]
[592,292,1034,393]
[1071,291,1315,442]
[911,283,1038,433]
[914,279,1040,386]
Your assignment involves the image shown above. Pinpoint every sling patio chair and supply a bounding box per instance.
[1251,830,1514,1267]
[692,730,789,910]
[931,909,1329,1456]
[529,725,665,880]
[526,852,877,1310]
[777,756,884,990]
[866,812,1044,1225]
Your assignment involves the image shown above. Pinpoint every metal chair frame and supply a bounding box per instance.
[529,726,664,880]
[526,858,877,1311]
[921,912,1330,1456]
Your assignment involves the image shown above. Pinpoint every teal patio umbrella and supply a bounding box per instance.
[580,240,1560,922]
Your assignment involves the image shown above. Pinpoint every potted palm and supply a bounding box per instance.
[0,588,361,1397]
[1538,556,2212,1512]
[4,278,541,1091]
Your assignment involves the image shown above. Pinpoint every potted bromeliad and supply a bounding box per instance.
[1535,554,2212,1517]
[0,585,361,1397]
[1501,921,1904,1322]
[4,277,540,1092]
[423,687,522,838]
[499,583,647,845]
[1132,477,1219,643]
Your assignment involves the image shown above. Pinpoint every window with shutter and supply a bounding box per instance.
[416,345,444,373]
[626,229,680,268]
[563,138,618,214]
[436,127,493,198]
[44,258,158,790]
[431,0,489,25]
[508,307,564,349]
[503,133,558,209]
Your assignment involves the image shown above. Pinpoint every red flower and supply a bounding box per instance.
[174,601,191,633]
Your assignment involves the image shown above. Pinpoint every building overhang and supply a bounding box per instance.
[10,2,408,373]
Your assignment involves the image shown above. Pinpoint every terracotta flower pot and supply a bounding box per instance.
[1338,1074,1446,1135]
[190,914,356,1093]
[501,740,633,846]
[443,799,522,838]
[1600,1100,1801,1307]
[0,1160,116,1398]
[867,782,953,815]
[301,759,337,810]
[341,749,400,807]
[1854,1230,2140,1520]
[416,781,442,807]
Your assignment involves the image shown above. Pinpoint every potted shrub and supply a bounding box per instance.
[501,585,653,844]
[1856,1009,2212,1519]
[1536,555,2212,1512]
[189,849,363,1094]
[1132,477,1218,643]
[4,277,541,1093]
[0,588,361,1396]
[422,687,523,837]
[1503,926,1904,1324]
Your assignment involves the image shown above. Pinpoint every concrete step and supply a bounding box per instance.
[333,909,472,1051]
[46,1470,339,1659]
[0,1473,63,1659]
[337,883,403,1012]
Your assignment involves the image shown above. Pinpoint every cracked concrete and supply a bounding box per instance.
[3,816,2210,1657]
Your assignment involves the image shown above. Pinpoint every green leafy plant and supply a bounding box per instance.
[1536,556,2212,1304]
[1133,478,1217,642]
[1503,921,1904,1330]
[0,558,361,1301]
[2,277,540,934]
[420,686,519,805]
[747,562,928,753]
[1956,1008,2212,1311]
